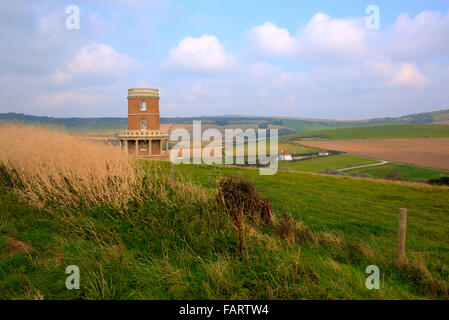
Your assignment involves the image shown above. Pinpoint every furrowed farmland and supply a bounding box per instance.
[298,138,449,171]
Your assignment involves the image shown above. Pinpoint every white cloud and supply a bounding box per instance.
[248,14,367,61]
[386,11,449,60]
[298,13,367,60]
[66,43,139,76]
[248,11,449,65]
[390,63,429,88]
[248,22,297,55]
[164,35,235,72]
[249,62,307,88]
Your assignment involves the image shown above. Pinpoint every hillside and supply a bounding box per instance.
[279,154,379,172]
[0,113,128,137]
[288,124,449,141]
[402,109,449,123]
[1,108,448,136]
[346,163,449,182]
[430,109,449,121]
[0,125,448,300]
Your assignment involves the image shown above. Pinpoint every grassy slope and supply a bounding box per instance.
[346,163,449,181]
[279,154,379,172]
[179,163,449,258]
[430,110,449,121]
[277,142,317,154]
[243,140,317,155]
[1,162,449,299]
[220,140,317,159]
[177,164,449,296]
[287,124,449,140]
[281,120,331,133]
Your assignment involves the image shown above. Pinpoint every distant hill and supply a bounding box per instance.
[0,113,128,137]
[397,109,449,124]
[287,124,449,141]
[429,109,449,121]
[1,108,448,136]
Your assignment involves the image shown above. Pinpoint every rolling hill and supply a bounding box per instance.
[287,124,449,141]
[1,108,448,137]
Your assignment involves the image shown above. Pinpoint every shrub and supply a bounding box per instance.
[428,176,449,186]
[217,176,271,225]
[385,169,403,181]
[274,213,310,244]
[349,170,359,177]
[361,173,372,178]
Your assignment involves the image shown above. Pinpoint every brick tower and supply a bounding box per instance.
[118,88,169,159]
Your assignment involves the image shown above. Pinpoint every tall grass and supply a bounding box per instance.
[0,124,143,208]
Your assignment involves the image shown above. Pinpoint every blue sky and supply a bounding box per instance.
[1,0,449,119]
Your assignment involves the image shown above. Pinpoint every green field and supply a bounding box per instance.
[287,124,449,140]
[281,120,331,133]
[346,163,449,181]
[2,160,449,299]
[277,141,317,154]
[279,154,379,172]
[221,140,318,158]
[177,164,449,298]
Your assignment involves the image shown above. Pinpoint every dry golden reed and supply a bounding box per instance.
[0,124,143,208]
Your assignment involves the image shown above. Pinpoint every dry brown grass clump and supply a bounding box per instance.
[273,213,310,244]
[217,176,271,225]
[7,237,34,255]
[0,124,143,208]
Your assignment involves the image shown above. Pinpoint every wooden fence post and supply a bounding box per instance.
[397,208,408,267]
[170,161,175,186]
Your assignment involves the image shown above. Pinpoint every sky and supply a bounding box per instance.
[1,0,449,120]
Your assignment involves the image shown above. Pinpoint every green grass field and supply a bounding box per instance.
[277,142,317,154]
[346,163,449,181]
[287,124,449,140]
[279,154,379,172]
[1,159,449,299]
[222,140,318,158]
[176,164,449,297]
[281,120,331,133]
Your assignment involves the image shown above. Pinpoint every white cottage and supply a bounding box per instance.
[278,151,293,161]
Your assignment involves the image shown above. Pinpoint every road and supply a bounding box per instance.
[338,160,389,172]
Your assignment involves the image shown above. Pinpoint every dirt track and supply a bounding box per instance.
[299,138,449,171]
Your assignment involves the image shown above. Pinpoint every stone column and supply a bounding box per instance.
[136,140,139,156]
[125,140,128,153]
[160,139,163,155]
[165,139,169,154]
[149,138,152,156]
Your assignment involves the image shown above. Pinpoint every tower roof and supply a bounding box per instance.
[128,88,159,99]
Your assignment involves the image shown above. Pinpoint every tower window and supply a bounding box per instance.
[140,100,146,111]
[141,118,146,130]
